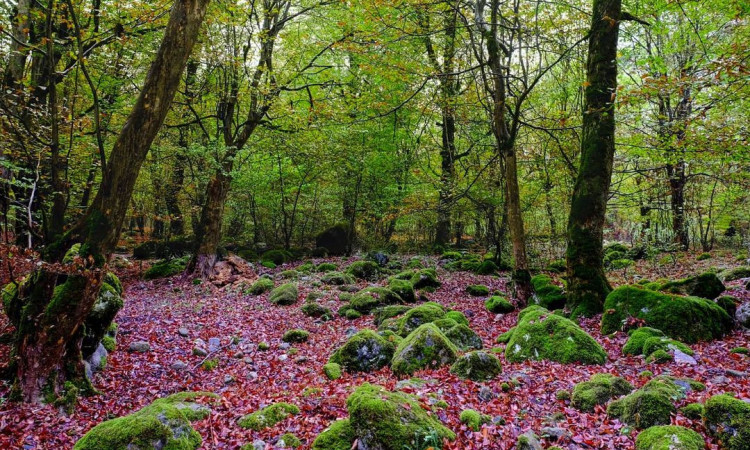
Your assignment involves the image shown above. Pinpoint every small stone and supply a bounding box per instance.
[540,427,567,440]
[517,431,542,450]
[279,354,288,361]
[223,374,235,384]
[128,341,150,353]
[247,371,258,379]
[243,357,254,365]
[251,439,266,450]
[345,327,358,338]
[726,369,748,378]
[171,361,188,370]
[294,356,308,364]
[673,349,697,365]
[192,346,208,357]
[478,386,494,403]
[233,351,244,359]
[208,337,221,352]
[178,327,189,337]
[279,342,291,350]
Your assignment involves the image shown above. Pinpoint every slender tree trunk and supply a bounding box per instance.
[191,167,232,278]
[667,161,688,250]
[565,0,622,318]
[12,0,211,403]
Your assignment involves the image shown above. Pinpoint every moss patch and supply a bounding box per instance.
[311,419,356,450]
[635,425,704,450]
[282,329,309,343]
[143,257,188,280]
[704,394,750,449]
[571,373,633,412]
[466,285,490,297]
[247,278,274,295]
[269,283,299,306]
[531,274,567,310]
[345,261,380,281]
[607,376,702,429]
[485,296,514,314]
[237,402,300,431]
[391,323,459,376]
[323,363,342,380]
[329,330,396,373]
[450,351,502,382]
[460,409,491,431]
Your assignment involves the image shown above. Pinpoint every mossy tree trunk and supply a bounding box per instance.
[565,0,622,317]
[11,0,211,403]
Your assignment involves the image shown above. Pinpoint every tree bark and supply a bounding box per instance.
[12,0,211,403]
[565,0,622,318]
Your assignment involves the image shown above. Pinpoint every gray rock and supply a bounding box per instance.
[737,302,750,328]
[178,327,189,337]
[223,374,235,384]
[192,346,208,357]
[517,431,542,450]
[294,356,308,364]
[726,369,748,378]
[478,386,495,403]
[251,440,266,450]
[279,342,291,350]
[171,361,188,370]
[673,349,698,365]
[247,371,259,379]
[243,357,254,365]
[208,337,221,352]
[86,343,108,374]
[345,327,359,338]
[540,427,567,440]
[128,341,150,353]
[278,354,288,361]
[233,351,244,359]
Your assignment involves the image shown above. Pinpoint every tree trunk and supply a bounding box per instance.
[667,161,688,250]
[191,168,232,278]
[12,0,211,403]
[565,0,621,318]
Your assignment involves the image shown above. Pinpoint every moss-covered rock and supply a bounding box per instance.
[73,392,214,450]
[719,266,750,282]
[623,327,666,355]
[504,306,606,365]
[346,261,380,281]
[391,323,459,376]
[278,433,301,448]
[642,336,692,358]
[261,249,293,265]
[449,351,502,381]
[571,373,634,412]
[312,419,356,450]
[329,330,396,373]
[349,287,403,314]
[394,269,441,289]
[444,310,469,326]
[660,272,725,299]
[82,281,124,359]
[679,403,704,420]
[323,363,342,380]
[346,383,455,449]
[387,279,416,303]
[238,402,300,431]
[460,409,491,431]
[269,283,299,306]
[466,284,490,297]
[607,376,703,429]
[635,425,704,450]
[530,274,567,310]
[277,270,300,280]
[321,271,355,285]
[601,285,733,343]
[475,260,498,275]
[394,302,446,336]
[315,262,338,272]
[715,295,739,318]
[645,349,673,364]
[247,278,274,295]
[373,305,410,326]
[486,296,514,313]
[143,257,188,280]
[443,324,483,351]
[282,329,309,343]
[300,302,332,319]
[704,394,750,450]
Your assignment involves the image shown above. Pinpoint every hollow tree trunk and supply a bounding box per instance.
[12,0,211,403]
[565,0,621,318]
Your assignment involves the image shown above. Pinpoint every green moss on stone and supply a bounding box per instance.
[281,329,309,343]
[680,403,704,420]
[443,324,482,351]
[607,377,700,429]
[373,305,410,326]
[247,278,274,295]
[329,330,396,373]
[571,373,633,412]
[311,419,356,450]
[449,351,502,382]
[730,347,749,355]
[642,337,692,357]
[660,272,725,299]
[460,409,491,431]
[391,323,459,376]
[394,302,446,336]
[444,310,469,326]
[466,285,490,297]
[486,296,514,314]
[278,433,301,448]
[143,257,188,280]
[388,279,416,303]
[635,425,704,450]
[475,260,498,275]
[530,275,567,310]
[345,261,380,281]
[323,363,342,380]
[704,394,750,449]
[623,328,666,355]
[645,349,673,364]
[300,302,332,319]
[269,283,299,306]
[237,402,300,431]
[349,287,403,314]
[321,271,355,285]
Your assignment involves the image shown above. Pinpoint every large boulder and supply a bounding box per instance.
[391,323,459,376]
[387,279,416,303]
[443,324,483,351]
[329,330,396,373]
[659,272,725,299]
[601,285,733,343]
[73,392,214,450]
[607,376,704,429]
[269,283,298,305]
[530,275,566,310]
[392,269,441,289]
[346,261,381,281]
[312,419,356,450]
[315,224,350,256]
[571,373,633,412]
[349,287,403,314]
[392,302,446,336]
[449,351,502,381]
[635,425,704,450]
[504,306,607,365]
[346,383,455,449]
[704,394,750,450]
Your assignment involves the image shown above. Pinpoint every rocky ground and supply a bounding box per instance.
[0,252,748,449]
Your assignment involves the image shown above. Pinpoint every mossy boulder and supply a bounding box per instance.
[315,262,338,272]
[449,351,502,381]
[704,394,750,449]
[642,337,692,358]
[277,270,300,280]
[475,260,498,275]
[329,330,396,373]
[680,403,704,420]
[345,261,380,281]
[349,287,403,314]
[530,274,567,310]
[623,327,666,355]
[444,310,469,326]
[315,224,350,256]
[323,363,342,380]
[261,249,293,265]
[238,402,300,431]
[278,433,301,448]
[571,373,634,412]
[486,296,514,314]
[443,324,483,351]
[247,278,274,295]
[601,285,733,343]
[321,271,355,285]
[73,392,214,450]
[460,409,491,431]
[373,305,410,326]
[466,284,490,297]
[719,266,750,282]
[393,302,446,336]
[346,383,455,449]
[269,283,299,306]
[607,376,703,429]
[312,419,356,450]
[504,306,606,365]
[387,279,416,303]
[143,257,188,280]
[394,269,441,289]
[715,295,739,317]
[300,302,332,319]
[635,425,704,450]
[391,323,459,376]
[282,329,309,343]
[660,272,725,299]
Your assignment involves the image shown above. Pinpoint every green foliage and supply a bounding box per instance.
[143,257,189,280]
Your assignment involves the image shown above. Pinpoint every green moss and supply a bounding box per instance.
[101,335,116,352]
[346,383,455,448]
[269,283,299,306]
[373,305,410,326]
[623,328,666,355]
[496,327,515,344]
[104,272,123,296]
[394,269,441,289]
[556,390,571,400]
[635,425,704,450]
[391,323,459,376]
[443,324,482,351]
[345,261,380,281]
[321,271,355,285]
[466,285,490,297]
[601,285,733,343]
[485,296,514,314]
[640,370,654,378]
[444,310,469,326]
[312,419,356,450]
[680,403,704,420]
[261,261,276,269]
[460,409,491,431]
[279,433,301,448]
[388,279,416,303]
[261,249,293,265]
[660,272,725,299]
[607,377,699,429]
[730,347,749,355]
[349,287,403,314]
[73,392,214,449]
[504,306,607,365]
[323,362,342,380]
[247,278,274,295]
[531,275,567,310]
[300,302,332,319]
[571,373,634,412]
[345,309,362,320]
[642,337,693,357]
[704,394,750,449]
[441,251,463,260]
[237,402,300,431]
[143,257,188,280]
[394,302,446,336]
[719,266,750,282]
[258,341,270,351]
[297,262,315,273]
[278,270,300,279]
[315,262,338,272]
[475,260,498,275]
[282,329,309,343]
[329,330,395,373]
[645,349,673,364]
[201,359,218,370]
[716,295,739,317]
[449,351,502,382]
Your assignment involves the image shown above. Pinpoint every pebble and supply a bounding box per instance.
[478,386,494,402]
[208,337,221,352]
[178,327,189,337]
[171,361,188,371]
[345,327,358,338]
[192,346,208,357]
[128,341,150,353]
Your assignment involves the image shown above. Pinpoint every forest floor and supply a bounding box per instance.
[0,252,748,449]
